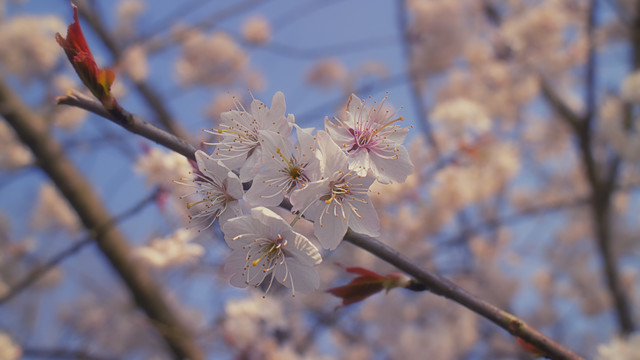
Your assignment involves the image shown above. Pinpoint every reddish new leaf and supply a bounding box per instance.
[327,266,410,307]
[56,3,117,109]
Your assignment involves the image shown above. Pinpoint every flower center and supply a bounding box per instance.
[348,128,372,151]
[346,116,404,152]
[186,176,229,210]
[275,147,310,190]
[289,165,302,179]
[251,235,286,266]
[321,178,351,205]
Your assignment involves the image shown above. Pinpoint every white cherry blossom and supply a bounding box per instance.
[178,150,243,229]
[244,125,321,207]
[222,207,322,295]
[290,131,380,250]
[325,93,414,184]
[207,92,293,181]
[133,228,203,268]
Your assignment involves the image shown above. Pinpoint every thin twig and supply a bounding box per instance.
[0,189,160,305]
[535,0,636,334]
[56,91,197,161]
[1,74,204,360]
[136,0,266,54]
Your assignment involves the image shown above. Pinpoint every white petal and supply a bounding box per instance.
[267,91,287,128]
[294,126,322,181]
[316,131,348,176]
[346,197,380,238]
[218,200,243,228]
[274,257,319,294]
[196,151,231,181]
[294,125,317,159]
[348,148,371,177]
[224,170,244,200]
[250,206,293,239]
[382,126,409,144]
[244,171,286,207]
[369,145,414,184]
[222,215,259,248]
[324,116,354,149]
[314,203,349,250]
[289,232,322,266]
[239,146,264,182]
[347,93,363,116]
[225,250,252,288]
[216,151,246,171]
[259,130,292,167]
[195,150,210,171]
[290,179,329,213]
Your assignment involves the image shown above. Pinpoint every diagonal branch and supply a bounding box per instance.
[344,231,581,360]
[57,91,197,161]
[539,79,584,132]
[0,74,204,360]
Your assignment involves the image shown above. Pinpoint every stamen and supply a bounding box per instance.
[216,128,245,137]
[186,198,209,209]
[251,246,271,266]
[276,147,292,166]
[371,116,404,137]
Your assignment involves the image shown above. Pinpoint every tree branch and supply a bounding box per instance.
[76,1,189,140]
[0,189,160,305]
[536,0,636,334]
[0,74,204,360]
[343,231,581,360]
[57,91,197,161]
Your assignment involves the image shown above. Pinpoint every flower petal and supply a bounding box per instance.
[316,131,348,176]
[275,257,319,294]
[218,200,242,227]
[348,148,371,177]
[314,204,349,250]
[244,170,286,207]
[347,196,380,238]
[369,145,414,184]
[290,179,329,213]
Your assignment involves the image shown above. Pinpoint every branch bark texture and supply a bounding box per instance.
[0,75,204,360]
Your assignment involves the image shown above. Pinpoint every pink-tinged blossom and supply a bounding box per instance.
[244,126,321,207]
[222,207,322,295]
[325,93,414,184]
[207,92,293,182]
[178,150,243,229]
[290,131,380,250]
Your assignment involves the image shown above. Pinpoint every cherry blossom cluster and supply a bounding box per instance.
[182,91,414,295]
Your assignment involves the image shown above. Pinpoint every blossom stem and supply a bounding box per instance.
[289,212,302,227]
